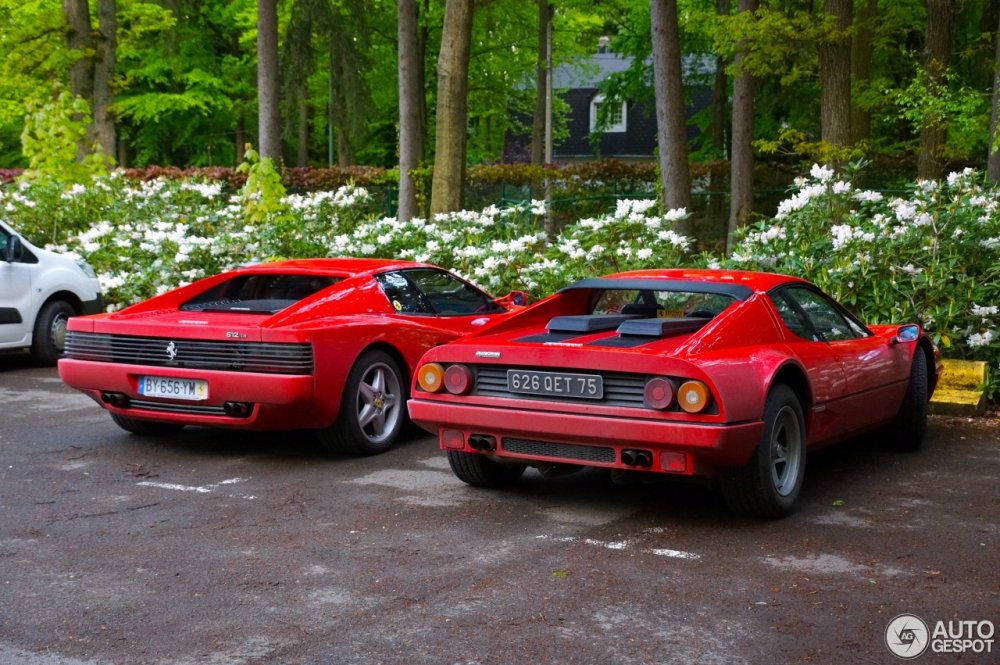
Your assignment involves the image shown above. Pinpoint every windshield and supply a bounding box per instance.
[181,274,341,314]
[590,288,738,319]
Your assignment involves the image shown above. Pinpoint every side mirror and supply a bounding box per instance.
[2,235,21,263]
[495,290,527,309]
[890,324,920,346]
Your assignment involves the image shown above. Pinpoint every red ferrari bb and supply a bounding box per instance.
[408,269,941,517]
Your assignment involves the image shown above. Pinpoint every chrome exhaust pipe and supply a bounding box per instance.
[468,434,497,452]
[621,449,652,467]
[223,401,252,418]
[101,392,130,408]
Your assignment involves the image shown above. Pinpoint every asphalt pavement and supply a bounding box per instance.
[1,356,997,664]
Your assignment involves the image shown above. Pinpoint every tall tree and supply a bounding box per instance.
[990,10,1000,182]
[257,0,281,162]
[63,0,116,160]
[398,0,423,220]
[649,0,693,236]
[851,0,877,144]
[918,0,956,179]
[728,0,758,252]
[530,0,552,165]
[819,0,852,148]
[430,0,474,216]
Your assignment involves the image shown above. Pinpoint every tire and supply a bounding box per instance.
[447,450,526,488]
[30,300,74,367]
[111,413,185,436]
[317,350,406,455]
[721,384,806,518]
[887,350,929,451]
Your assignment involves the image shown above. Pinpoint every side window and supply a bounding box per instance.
[783,287,859,341]
[375,272,433,314]
[770,293,819,341]
[404,269,501,315]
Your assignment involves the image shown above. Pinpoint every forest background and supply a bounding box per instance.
[1,1,999,395]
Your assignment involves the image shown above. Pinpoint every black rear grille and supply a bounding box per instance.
[65,332,313,375]
[502,438,616,463]
[129,399,229,416]
[473,365,646,407]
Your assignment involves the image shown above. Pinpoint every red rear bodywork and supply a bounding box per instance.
[59,259,516,431]
[408,269,941,477]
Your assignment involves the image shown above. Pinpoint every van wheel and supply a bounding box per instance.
[31,300,74,366]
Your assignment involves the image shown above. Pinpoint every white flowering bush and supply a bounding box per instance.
[730,164,1000,396]
[0,174,694,308]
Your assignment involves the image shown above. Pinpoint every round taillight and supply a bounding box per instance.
[417,363,445,393]
[644,377,675,410]
[444,364,473,394]
[677,380,710,413]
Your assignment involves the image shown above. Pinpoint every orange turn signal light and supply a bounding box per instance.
[417,363,445,393]
[677,380,710,413]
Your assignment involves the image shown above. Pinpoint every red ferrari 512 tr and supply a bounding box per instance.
[408,269,941,517]
[59,259,523,454]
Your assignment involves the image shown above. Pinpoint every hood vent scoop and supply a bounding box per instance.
[546,314,640,333]
[617,317,708,337]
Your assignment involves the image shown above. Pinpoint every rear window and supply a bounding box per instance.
[181,274,340,314]
[591,289,737,319]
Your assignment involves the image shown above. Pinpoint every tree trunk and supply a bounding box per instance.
[63,0,95,161]
[430,0,474,217]
[92,0,116,160]
[989,11,1000,182]
[728,0,759,253]
[851,0,876,144]
[531,0,552,165]
[707,0,729,231]
[398,0,423,221]
[650,0,694,236]
[819,0,852,148]
[296,78,309,167]
[257,0,282,163]
[918,0,956,180]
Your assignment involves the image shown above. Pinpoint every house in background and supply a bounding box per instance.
[506,42,714,163]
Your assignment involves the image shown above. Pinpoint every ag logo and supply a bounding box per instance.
[885,614,929,659]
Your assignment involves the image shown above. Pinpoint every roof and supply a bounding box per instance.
[565,269,808,295]
[234,258,433,278]
[552,53,716,90]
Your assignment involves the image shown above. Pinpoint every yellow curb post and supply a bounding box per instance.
[929,359,989,417]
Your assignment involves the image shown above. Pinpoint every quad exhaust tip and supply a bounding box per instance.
[223,401,253,418]
[467,434,497,452]
[621,449,653,467]
[101,391,130,408]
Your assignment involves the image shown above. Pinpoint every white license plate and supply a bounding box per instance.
[138,376,209,401]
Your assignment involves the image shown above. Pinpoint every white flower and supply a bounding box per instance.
[971,304,998,317]
[636,247,653,260]
[967,330,994,348]
[810,163,835,182]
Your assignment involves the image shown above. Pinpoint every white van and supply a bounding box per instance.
[0,220,104,366]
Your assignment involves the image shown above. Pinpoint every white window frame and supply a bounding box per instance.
[590,95,627,133]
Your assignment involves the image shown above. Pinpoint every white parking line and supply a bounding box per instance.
[536,534,701,560]
[137,477,254,499]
